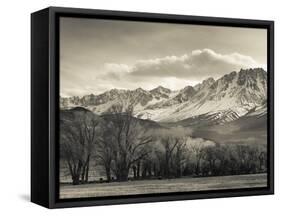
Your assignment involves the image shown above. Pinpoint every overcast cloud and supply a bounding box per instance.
[60,17,267,97]
[103,48,264,79]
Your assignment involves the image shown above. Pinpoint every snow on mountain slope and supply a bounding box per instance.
[245,103,267,118]
[136,68,267,122]
[60,68,267,123]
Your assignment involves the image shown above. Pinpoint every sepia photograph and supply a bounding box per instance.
[59,17,268,199]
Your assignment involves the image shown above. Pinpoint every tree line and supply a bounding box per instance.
[60,105,267,185]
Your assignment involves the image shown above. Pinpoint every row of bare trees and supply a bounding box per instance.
[138,138,267,179]
[60,105,154,184]
[96,105,154,182]
[60,106,267,185]
[60,109,99,184]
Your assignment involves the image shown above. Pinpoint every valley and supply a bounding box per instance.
[59,68,268,191]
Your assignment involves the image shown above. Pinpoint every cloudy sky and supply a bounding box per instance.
[60,17,267,97]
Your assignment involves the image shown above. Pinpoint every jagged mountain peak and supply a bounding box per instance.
[237,68,267,86]
[194,77,215,91]
[239,67,266,75]
[182,85,194,91]
[149,86,172,100]
[60,68,267,124]
[203,77,215,86]
[108,88,126,93]
[174,86,195,103]
[220,71,237,82]
[134,87,146,92]
[150,85,171,92]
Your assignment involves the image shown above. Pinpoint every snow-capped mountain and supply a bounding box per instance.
[60,68,267,123]
[61,86,174,114]
[149,86,172,99]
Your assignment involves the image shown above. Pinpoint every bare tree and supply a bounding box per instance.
[96,126,115,182]
[60,109,98,185]
[81,117,98,183]
[161,136,181,178]
[106,104,153,181]
[188,138,210,176]
[258,151,266,171]
[174,140,188,177]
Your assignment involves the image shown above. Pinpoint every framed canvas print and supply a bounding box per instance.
[31,7,274,208]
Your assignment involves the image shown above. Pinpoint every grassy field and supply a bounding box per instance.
[60,173,267,199]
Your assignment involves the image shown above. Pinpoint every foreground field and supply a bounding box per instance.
[60,173,267,199]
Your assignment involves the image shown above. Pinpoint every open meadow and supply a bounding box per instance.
[60,173,267,199]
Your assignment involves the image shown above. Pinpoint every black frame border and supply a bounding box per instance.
[47,6,274,208]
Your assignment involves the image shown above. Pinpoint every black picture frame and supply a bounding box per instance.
[31,6,274,209]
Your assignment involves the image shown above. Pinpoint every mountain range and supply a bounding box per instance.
[60,68,267,124]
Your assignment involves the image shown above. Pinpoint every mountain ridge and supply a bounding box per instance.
[60,68,267,123]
